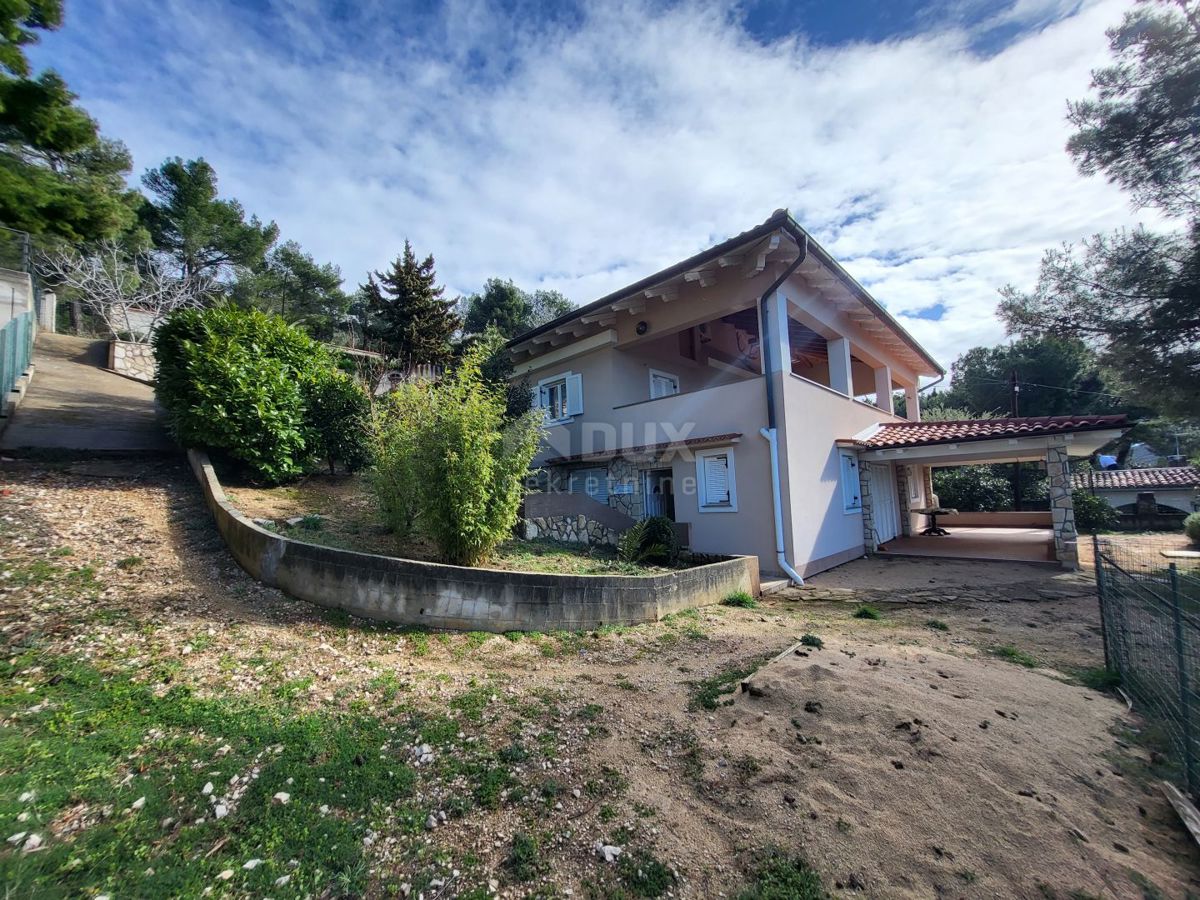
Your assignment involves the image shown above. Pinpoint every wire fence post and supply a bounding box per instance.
[1170,562,1197,796]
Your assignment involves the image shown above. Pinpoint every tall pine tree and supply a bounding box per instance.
[362,240,459,368]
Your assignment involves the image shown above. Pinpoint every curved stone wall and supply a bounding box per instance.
[188,450,759,632]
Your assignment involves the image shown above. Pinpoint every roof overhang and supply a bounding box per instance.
[507,209,943,377]
[856,428,1126,466]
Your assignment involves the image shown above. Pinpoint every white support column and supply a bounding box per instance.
[904,383,921,421]
[874,366,894,415]
[763,290,791,375]
[827,337,852,396]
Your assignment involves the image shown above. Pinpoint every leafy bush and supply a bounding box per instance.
[1072,488,1119,533]
[154,306,322,483]
[852,604,880,620]
[154,306,371,483]
[1185,512,1200,546]
[302,368,372,474]
[617,515,680,565]
[367,336,543,565]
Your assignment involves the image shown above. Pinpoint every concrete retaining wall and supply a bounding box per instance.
[189,450,759,632]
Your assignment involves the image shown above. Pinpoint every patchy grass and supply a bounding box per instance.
[799,634,824,650]
[0,653,416,897]
[925,619,950,632]
[689,653,774,711]
[852,604,881,620]
[1075,666,1122,692]
[990,645,1040,668]
[115,555,144,570]
[504,831,544,882]
[736,847,826,900]
[722,591,758,609]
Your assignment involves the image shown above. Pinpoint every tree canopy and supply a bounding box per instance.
[231,240,348,341]
[461,278,573,339]
[0,2,141,242]
[999,0,1200,418]
[361,240,459,367]
[139,157,278,282]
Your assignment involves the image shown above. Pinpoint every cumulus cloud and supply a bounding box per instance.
[37,0,1147,370]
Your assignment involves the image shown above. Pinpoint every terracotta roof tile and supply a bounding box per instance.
[852,414,1128,449]
[544,432,741,466]
[1072,466,1200,490]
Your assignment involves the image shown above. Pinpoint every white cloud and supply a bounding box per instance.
[37,0,1150,370]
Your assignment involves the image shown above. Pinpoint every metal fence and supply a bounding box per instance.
[0,311,33,399]
[1094,534,1200,799]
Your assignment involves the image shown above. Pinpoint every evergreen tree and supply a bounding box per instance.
[362,240,459,368]
[140,157,278,282]
[231,240,348,340]
[0,2,142,242]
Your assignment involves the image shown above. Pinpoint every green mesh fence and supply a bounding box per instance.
[1094,534,1200,799]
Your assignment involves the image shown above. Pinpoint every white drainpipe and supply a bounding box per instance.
[760,426,804,585]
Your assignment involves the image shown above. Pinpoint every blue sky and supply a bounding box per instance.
[31,0,1144,369]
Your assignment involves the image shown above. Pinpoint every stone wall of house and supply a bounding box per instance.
[896,464,912,536]
[109,339,156,383]
[524,515,620,546]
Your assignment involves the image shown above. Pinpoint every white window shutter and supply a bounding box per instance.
[704,454,730,504]
[565,373,584,416]
[532,383,544,410]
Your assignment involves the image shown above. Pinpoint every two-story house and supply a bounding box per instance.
[509,210,1126,580]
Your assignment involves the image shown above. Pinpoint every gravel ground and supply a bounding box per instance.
[2,456,1198,899]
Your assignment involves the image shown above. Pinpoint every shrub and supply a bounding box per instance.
[852,604,880,620]
[367,336,543,565]
[799,633,824,649]
[154,306,324,483]
[722,591,758,609]
[302,368,372,474]
[1185,512,1200,546]
[617,515,680,565]
[1072,488,1119,533]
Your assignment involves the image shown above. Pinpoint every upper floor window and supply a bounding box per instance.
[536,372,583,423]
[649,369,680,399]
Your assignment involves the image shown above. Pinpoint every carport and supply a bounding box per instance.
[839,415,1129,569]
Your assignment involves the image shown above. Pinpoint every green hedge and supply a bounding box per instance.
[154,306,370,483]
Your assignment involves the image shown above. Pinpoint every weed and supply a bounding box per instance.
[407,629,431,657]
[1076,667,1121,692]
[835,818,853,833]
[733,754,762,782]
[577,703,604,721]
[50,546,73,557]
[115,553,144,569]
[505,832,543,882]
[299,513,324,530]
[722,591,758,609]
[689,653,774,710]
[957,870,978,884]
[618,850,675,897]
[991,645,1039,668]
[736,847,826,900]
[925,619,950,632]
[852,604,880,620]
[800,633,824,650]
[599,802,618,822]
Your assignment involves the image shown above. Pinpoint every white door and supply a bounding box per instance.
[867,463,900,544]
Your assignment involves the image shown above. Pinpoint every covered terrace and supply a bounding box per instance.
[840,414,1129,569]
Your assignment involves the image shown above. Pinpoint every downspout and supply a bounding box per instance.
[757,226,808,585]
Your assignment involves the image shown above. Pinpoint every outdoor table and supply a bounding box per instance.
[912,506,958,536]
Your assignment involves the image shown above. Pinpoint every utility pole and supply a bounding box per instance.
[1010,368,1021,511]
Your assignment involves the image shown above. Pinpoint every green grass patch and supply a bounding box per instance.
[618,849,676,897]
[852,604,880,620]
[722,591,758,609]
[504,831,544,882]
[115,555,144,570]
[925,619,949,632]
[689,653,774,710]
[0,654,416,898]
[990,645,1039,668]
[1075,666,1121,692]
[736,847,827,899]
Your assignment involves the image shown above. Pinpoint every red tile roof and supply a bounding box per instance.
[1072,466,1200,490]
[544,432,741,466]
[851,414,1128,449]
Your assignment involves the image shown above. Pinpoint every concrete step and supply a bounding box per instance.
[760,578,791,595]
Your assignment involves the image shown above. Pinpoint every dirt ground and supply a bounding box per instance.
[2,457,1199,898]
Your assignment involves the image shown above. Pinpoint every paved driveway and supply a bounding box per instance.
[0,333,174,453]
